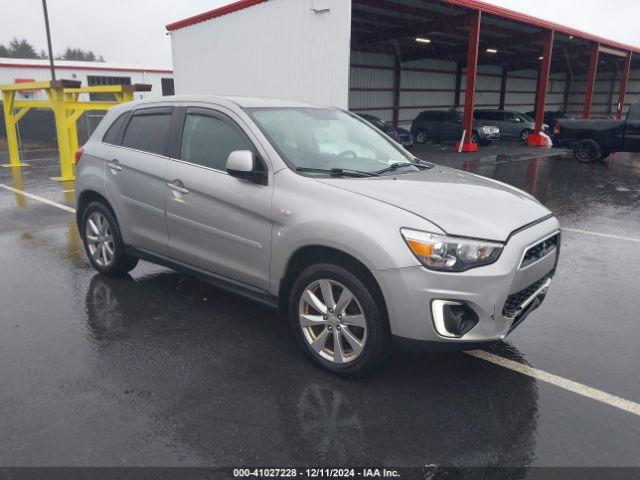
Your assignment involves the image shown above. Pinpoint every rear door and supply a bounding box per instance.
[624,104,640,151]
[164,106,273,291]
[105,106,172,255]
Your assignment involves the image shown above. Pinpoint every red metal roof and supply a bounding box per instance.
[166,0,640,55]
[166,0,268,31]
[443,0,640,54]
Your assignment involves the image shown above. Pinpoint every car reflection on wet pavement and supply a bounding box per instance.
[0,147,639,468]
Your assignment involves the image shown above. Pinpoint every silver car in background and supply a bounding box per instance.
[75,96,560,375]
[474,109,549,142]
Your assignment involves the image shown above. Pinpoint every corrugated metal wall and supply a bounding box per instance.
[349,51,640,125]
[171,0,352,108]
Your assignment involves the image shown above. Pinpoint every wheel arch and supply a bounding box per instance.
[76,190,117,229]
[277,245,389,319]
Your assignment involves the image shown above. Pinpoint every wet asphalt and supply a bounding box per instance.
[0,144,639,470]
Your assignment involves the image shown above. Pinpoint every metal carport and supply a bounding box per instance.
[167,0,640,152]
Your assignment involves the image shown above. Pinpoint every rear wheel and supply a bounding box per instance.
[414,130,429,144]
[574,139,601,163]
[80,201,138,276]
[289,263,391,376]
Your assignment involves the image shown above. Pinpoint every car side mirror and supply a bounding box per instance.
[226,150,267,185]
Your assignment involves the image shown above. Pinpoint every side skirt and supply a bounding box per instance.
[125,245,279,309]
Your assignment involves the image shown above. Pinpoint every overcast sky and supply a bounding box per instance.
[1,0,639,66]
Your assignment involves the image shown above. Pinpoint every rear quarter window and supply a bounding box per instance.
[102,112,130,145]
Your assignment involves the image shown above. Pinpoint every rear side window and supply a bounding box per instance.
[180,113,253,171]
[122,111,172,155]
[102,112,129,145]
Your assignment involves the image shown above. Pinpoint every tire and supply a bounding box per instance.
[573,139,601,163]
[520,129,532,143]
[471,131,480,144]
[414,129,429,144]
[288,263,392,376]
[80,201,138,276]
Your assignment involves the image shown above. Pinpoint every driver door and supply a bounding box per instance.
[165,107,273,291]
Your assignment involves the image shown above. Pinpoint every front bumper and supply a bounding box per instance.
[482,132,500,141]
[376,216,560,347]
[399,136,414,148]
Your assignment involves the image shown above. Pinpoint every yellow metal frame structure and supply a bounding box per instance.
[1,80,151,181]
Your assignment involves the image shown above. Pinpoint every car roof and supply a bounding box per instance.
[123,95,323,110]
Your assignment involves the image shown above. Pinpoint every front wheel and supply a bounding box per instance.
[574,139,601,163]
[471,131,480,144]
[520,129,532,143]
[80,201,138,276]
[289,263,391,376]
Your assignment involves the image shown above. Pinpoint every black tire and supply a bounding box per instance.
[288,263,392,376]
[520,129,532,143]
[414,129,429,144]
[80,201,138,276]
[471,131,480,144]
[574,139,601,163]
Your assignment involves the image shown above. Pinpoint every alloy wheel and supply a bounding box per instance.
[298,279,367,364]
[85,211,115,268]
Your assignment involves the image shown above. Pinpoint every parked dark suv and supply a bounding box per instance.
[411,110,500,146]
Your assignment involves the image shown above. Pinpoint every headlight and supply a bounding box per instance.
[481,126,491,134]
[401,228,503,272]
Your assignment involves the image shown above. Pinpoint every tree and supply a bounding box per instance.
[0,38,40,59]
[58,47,104,62]
[0,38,105,62]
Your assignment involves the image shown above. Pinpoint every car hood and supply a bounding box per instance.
[316,166,552,241]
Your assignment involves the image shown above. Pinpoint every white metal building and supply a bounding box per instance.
[0,58,174,144]
[0,57,174,101]
[167,0,640,136]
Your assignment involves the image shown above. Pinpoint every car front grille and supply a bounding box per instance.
[520,233,559,269]
[503,274,551,319]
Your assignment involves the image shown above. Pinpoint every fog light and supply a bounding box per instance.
[431,300,479,338]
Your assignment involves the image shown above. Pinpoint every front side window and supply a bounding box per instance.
[180,114,253,171]
[248,107,415,175]
[122,112,171,155]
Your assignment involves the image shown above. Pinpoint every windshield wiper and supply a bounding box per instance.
[296,167,378,178]
[375,162,419,175]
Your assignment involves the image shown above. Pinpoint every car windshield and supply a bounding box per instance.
[520,113,535,122]
[248,107,416,175]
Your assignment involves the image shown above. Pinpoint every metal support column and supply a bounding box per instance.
[456,10,481,153]
[1,90,30,167]
[47,86,75,181]
[499,65,508,110]
[528,29,554,146]
[617,52,632,119]
[392,53,402,128]
[583,43,599,118]
[454,61,463,109]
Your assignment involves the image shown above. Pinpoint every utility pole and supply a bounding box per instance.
[42,0,56,80]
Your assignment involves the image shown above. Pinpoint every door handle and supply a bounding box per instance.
[167,180,189,195]
[107,159,123,171]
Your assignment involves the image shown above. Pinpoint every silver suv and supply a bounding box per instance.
[75,96,560,375]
